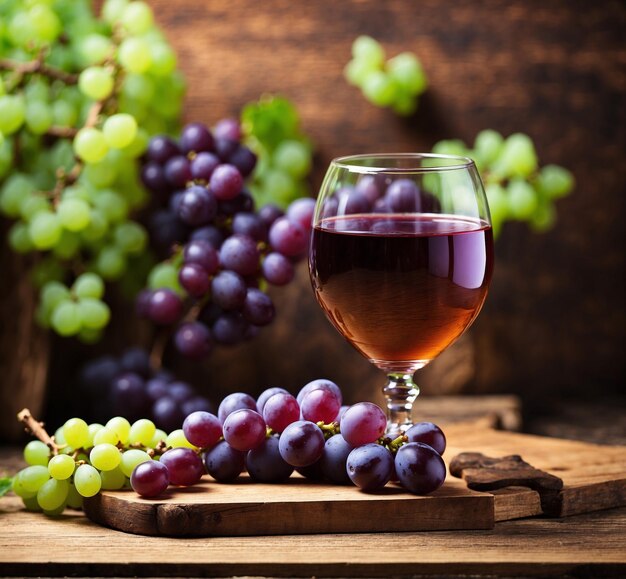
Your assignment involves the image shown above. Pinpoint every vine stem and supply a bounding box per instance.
[0,54,79,86]
[17,408,60,455]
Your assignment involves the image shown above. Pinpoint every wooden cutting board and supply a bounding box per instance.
[83,423,626,537]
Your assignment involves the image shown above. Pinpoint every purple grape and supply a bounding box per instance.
[135,289,152,318]
[228,145,257,177]
[286,197,316,232]
[79,356,120,398]
[180,122,215,154]
[373,197,390,213]
[222,409,266,452]
[120,347,151,378]
[211,270,247,310]
[405,422,447,456]
[213,118,242,142]
[181,396,214,416]
[346,444,394,491]
[149,210,189,253]
[246,436,294,483]
[278,420,324,467]
[152,396,185,432]
[355,175,382,204]
[394,442,446,494]
[203,440,245,482]
[168,381,195,403]
[141,162,169,195]
[183,411,222,448]
[147,135,180,165]
[146,378,169,402]
[260,252,294,286]
[168,191,185,213]
[301,388,340,424]
[232,212,267,242]
[178,185,217,226]
[268,217,308,257]
[183,240,219,273]
[189,225,224,249]
[111,373,149,421]
[386,178,420,212]
[337,186,371,215]
[131,460,169,497]
[296,460,324,481]
[218,190,254,216]
[211,312,248,345]
[256,387,290,415]
[296,379,343,407]
[258,204,284,228]
[262,392,300,433]
[164,155,192,188]
[340,402,387,447]
[217,392,257,423]
[174,322,213,358]
[321,196,339,219]
[160,447,204,486]
[178,263,210,298]
[214,137,238,161]
[320,434,353,484]
[242,288,274,326]
[190,151,220,182]
[209,164,243,201]
[148,289,183,325]
[219,234,260,276]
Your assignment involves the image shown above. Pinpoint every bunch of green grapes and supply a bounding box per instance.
[0,0,184,341]
[241,95,313,208]
[11,414,195,515]
[433,130,575,237]
[344,35,427,116]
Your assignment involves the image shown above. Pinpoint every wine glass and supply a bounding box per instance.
[308,153,494,433]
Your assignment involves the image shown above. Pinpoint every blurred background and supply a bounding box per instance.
[1,0,624,440]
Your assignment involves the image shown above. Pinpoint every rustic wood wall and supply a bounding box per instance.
[1,0,624,438]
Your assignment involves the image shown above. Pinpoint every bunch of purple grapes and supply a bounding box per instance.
[130,378,447,498]
[138,119,316,359]
[78,348,212,431]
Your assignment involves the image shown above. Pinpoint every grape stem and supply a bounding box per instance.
[16,408,60,455]
[0,52,79,89]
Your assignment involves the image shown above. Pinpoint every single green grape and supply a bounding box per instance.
[166,429,196,450]
[47,454,75,480]
[22,495,43,512]
[66,483,84,509]
[536,164,574,199]
[492,133,538,178]
[351,35,385,67]
[74,464,102,497]
[100,466,127,490]
[63,417,90,448]
[90,443,122,471]
[102,0,130,24]
[92,190,128,223]
[93,426,119,446]
[149,429,167,449]
[122,73,155,104]
[120,449,151,477]
[106,416,131,445]
[0,94,26,135]
[52,100,78,127]
[95,246,127,280]
[78,66,115,101]
[29,212,62,250]
[24,440,51,466]
[29,3,61,43]
[121,1,154,35]
[113,221,147,254]
[102,113,138,149]
[529,201,557,232]
[79,34,114,66]
[41,281,70,312]
[9,222,34,254]
[149,42,177,76]
[86,423,104,447]
[51,300,82,336]
[37,478,69,513]
[344,58,380,87]
[361,71,398,107]
[53,230,81,260]
[263,169,297,206]
[272,140,311,179]
[507,178,538,220]
[58,198,92,232]
[78,298,111,330]
[148,262,183,293]
[129,419,156,446]
[74,127,109,164]
[81,210,109,242]
[20,465,51,493]
[12,471,37,499]
[20,195,50,222]
[118,37,152,73]
[72,272,105,300]
[25,100,53,135]
[474,130,504,166]
[387,52,427,94]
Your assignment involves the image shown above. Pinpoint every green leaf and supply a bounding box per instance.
[0,477,13,497]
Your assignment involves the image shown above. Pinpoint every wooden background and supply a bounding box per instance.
[1,0,624,438]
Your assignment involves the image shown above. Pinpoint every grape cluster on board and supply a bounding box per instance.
[344,35,428,116]
[12,380,448,516]
[0,0,184,341]
[138,119,317,359]
[433,131,575,236]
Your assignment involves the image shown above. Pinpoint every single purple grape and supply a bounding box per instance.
[190,151,220,182]
[394,442,446,495]
[164,155,192,188]
[263,393,300,433]
[242,288,275,326]
[258,204,284,228]
[180,122,215,154]
[146,378,169,402]
[111,372,149,420]
[147,135,180,165]
[222,409,267,452]
[219,234,260,276]
[183,240,219,273]
[177,185,217,226]
[217,392,257,423]
[141,162,169,195]
[232,212,267,242]
[160,447,204,486]
[256,387,290,415]
[131,460,169,497]
[246,436,294,483]
[261,252,294,286]
[296,379,343,407]
[268,217,308,257]
[167,381,195,403]
[210,164,243,201]
[346,444,394,491]
[148,289,183,325]
[286,197,316,232]
[228,145,257,177]
[203,440,245,482]
[149,210,189,253]
[211,270,247,310]
[340,402,387,447]
[218,190,254,216]
[386,178,420,212]
[120,347,151,378]
[278,420,324,467]
[213,118,242,142]
[301,388,341,424]
[183,411,222,449]
[337,186,371,214]
[405,422,447,456]
[174,322,213,359]
[320,434,354,484]
[211,312,248,345]
[214,137,238,161]
[178,263,210,298]
[152,397,185,432]
[355,175,382,204]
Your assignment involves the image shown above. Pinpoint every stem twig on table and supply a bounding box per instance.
[17,408,60,455]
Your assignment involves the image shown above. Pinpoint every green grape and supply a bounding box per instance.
[0,139,13,180]
[118,37,152,73]
[52,230,80,259]
[263,169,297,206]
[102,113,138,149]
[52,99,78,127]
[113,221,147,254]
[536,164,574,199]
[93,426,119,446]
[37,479,69,513]
[507,178,538,220]
[9,222,34,253]
[73,127,109,164]
[12,471,37,499]
[25,100,53,135]
[82,158,118,187]
[81,209,109,242]
[78,66,115,101]
[90,443,121,471]
[166,429,196,449]
[93,190,128,223]
[361,71,399,107]
[492,133,538,178]
[76,326,101,344]
[351,35,385,67]
[121,1,154,35]
[344,57,380,87]
[79,34,114,65]
[272,140,311,179]
[150,42,177,76]
[95,246,127,280]
[7,12,37,48]
[149,429,167,448]
[22,495,43,512]
[51,300,82,336]
[1,174,34,217]
[106,417,131,444]
[432,139,469,158]
[41,281,70,312]
[148,262,182,292]
[391,90,418,116]
[47,454,75,480]
[474,130,504,166]
[29,212,62,249]
[63,417,90,448]
[0,95,26,135]
[29,3,61,42]
[100,466,126,490]
[121,73,155,104]
[129,419,156,446]
[86,423,104,447]
[57,198,92,231]
[73,272,105,299]
[529,201,556,232]
[73,464,101,497]
[387,52,427,94]
[20,465,51,493]
[77,297,110,329]
[24,440,50,466]
[102,0,130,23]
[119,127,148,158]
[120,449,151,477]
[20,195,50,222]
[66,482,83,509]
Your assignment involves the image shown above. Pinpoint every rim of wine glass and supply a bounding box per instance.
[331,153,475,174]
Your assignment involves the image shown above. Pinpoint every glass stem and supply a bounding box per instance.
[383,373,420,433]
